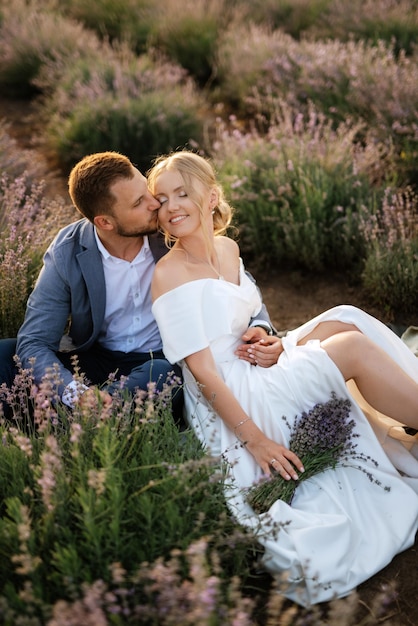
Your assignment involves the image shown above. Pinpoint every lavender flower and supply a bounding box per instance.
[246,393,358,513]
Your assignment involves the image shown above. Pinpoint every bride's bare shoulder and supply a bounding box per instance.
[152,249,187,300]
[218,235,240,266]
[219,235,239,254]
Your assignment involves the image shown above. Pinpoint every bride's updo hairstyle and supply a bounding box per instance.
[148,151,234,245]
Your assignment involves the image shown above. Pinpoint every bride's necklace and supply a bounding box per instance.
[180,245,224,280]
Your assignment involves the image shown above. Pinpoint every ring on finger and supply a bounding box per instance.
[270,458,277,466]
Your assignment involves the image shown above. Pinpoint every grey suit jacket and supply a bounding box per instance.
[17,219,273,394]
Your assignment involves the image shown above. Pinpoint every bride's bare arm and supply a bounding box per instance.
[185,347,304,480]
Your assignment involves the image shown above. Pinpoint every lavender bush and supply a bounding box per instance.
[58,0,157,54]
[148,0,238,88]
[212,103,386,272]
[0,369,262,623]
[214,25,418,186]
[361,187,418,320]
[0,175,74,337]
[308,0,418,56]
[37,48,205,172]
[0,0,104,97]
[0,123,75,338]
[234,0,418,49]
[238,0,330,38]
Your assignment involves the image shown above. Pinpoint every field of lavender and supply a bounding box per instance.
[0,0,417,623]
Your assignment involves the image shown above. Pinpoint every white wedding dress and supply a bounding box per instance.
[152,259,418,606]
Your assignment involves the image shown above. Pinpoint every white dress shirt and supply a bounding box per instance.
[95,231,162,353]
[62,232,162,407]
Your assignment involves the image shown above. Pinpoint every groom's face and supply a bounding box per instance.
[109,167,161,237]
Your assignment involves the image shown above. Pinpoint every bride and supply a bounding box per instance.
[148,150,418,606]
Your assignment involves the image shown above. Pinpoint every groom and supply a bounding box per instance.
[0,151,275,417]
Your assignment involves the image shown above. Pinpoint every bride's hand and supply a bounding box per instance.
[245,435,304,480]
[236,335,284,367]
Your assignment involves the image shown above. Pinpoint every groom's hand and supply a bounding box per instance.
[236,329,284,367]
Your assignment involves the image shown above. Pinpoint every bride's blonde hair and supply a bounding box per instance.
[148,151,234,246]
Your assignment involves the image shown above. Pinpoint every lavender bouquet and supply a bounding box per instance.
[246,393,359,513]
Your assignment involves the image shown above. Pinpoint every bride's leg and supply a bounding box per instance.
[297,321,359,346]
[322,330,418,429]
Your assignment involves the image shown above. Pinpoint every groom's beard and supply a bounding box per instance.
[114,216,159,238]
